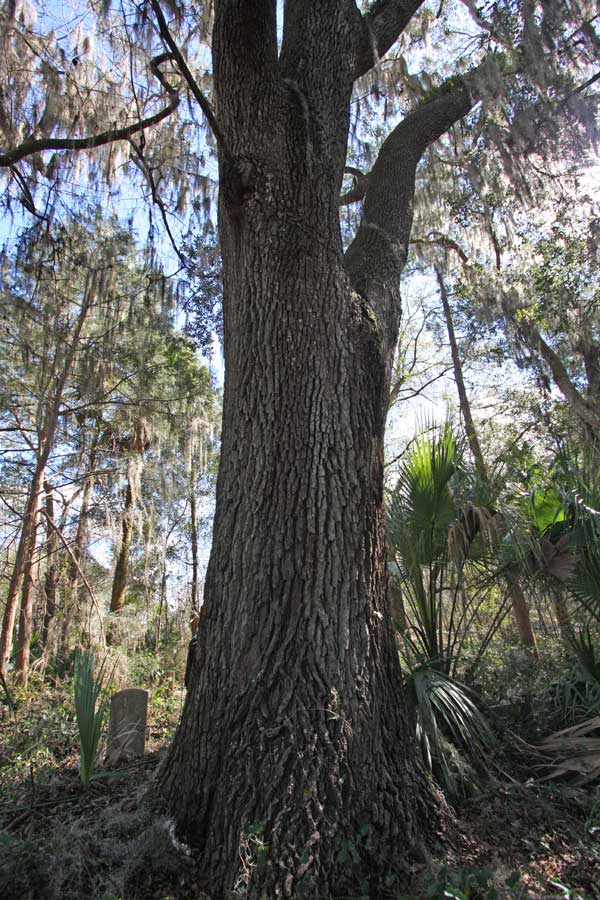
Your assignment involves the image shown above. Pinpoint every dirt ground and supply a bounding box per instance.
[1,688,598,899]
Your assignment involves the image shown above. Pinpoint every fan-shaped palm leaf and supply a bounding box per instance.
[406,665,495,798]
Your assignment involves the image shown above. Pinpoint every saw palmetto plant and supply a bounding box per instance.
[386,422,502,677]
[387,423,500,795]
[406,664,496,799]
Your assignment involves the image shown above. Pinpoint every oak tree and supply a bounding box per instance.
[1,0,598,895]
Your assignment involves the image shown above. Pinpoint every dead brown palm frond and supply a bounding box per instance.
[522,717,600,784]
[448,502,497,566]
[538,533,576,580]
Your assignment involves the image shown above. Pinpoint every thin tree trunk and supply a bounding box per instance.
[61,439,98,654]
[41,482,59,647]
[552,588,571,638]
[13,488,42,686]
[437,268,487,480]
[437,269,539,657]
[156,547,168,645]
[0,461,45,678]
[508,581,539,655]
[3,283,93,678]
[109,478,134,615]
[108,475,134,644]
[512,312,600,440]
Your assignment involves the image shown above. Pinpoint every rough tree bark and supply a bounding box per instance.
[154,4,489,897]
[437,270,538,658]
[189,458,201,632]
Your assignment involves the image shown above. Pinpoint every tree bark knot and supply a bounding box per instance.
[221,156,257,218]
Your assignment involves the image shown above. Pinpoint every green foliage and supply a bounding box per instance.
[406,665,495,798]
[387,422,503,676]
[388,422,459,571]
[73,651,112,786]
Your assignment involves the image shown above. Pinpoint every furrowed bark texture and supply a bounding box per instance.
[190,460,201,632]
[156,4,478,896]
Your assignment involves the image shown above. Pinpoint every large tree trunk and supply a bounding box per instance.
[189,460,201,632]
[154,4,487,895]
[158,243,436,895]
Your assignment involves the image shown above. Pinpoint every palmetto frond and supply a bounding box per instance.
[387,422,502,673]
[406,664,495,798]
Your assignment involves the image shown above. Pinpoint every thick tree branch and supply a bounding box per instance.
[340,166,370,205]
[149,0,232,160]
[353,0,428,79]
[0,54,179,169]
[344,67,482,353]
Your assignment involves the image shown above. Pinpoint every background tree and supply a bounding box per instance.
[0,209,218,675]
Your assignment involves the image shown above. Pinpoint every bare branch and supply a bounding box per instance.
[0,54,179,169]
[129,139,191,271]
[410,233,469,263]
[149,0,232,160]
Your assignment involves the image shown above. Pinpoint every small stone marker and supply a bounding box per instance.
[105,688,148,766]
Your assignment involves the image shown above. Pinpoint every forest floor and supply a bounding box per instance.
[1,679,599,900]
